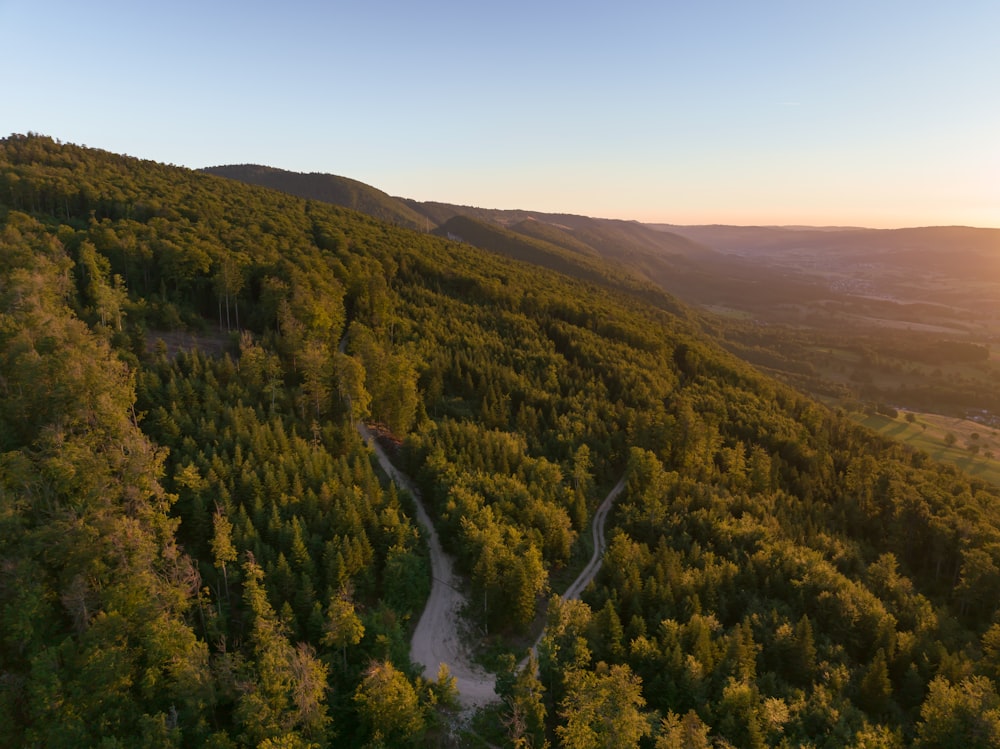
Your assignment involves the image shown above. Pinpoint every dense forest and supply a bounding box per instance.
[208,163,1000,426]
[3,133,1000,747]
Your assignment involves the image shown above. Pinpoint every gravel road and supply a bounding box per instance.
[359,422,628,706]
[358,424,498,708]
[562,472,628,602]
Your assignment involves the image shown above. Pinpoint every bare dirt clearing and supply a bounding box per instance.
[147,329,234,359]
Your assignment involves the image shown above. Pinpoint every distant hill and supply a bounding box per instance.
[409,200,715,268]
[203,164,719,312]
[508,217,602,258]
[201,163,1000,339]
[201,164,428,230]
[431,214,690,317]
[659,223,1000,319]
[201,165,715,271]
[660,224,1000,281]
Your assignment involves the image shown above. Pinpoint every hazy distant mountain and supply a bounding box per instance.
[660,224,1000,281]
[658,222,1000,321]
[201,164,428,230]
[201,163,1000,327]
[202,164,726,310]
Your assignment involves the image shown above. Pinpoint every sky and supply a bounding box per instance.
[2,1,998,228]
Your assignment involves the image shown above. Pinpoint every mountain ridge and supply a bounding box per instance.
[200,162,1000,329]
[201,163,429,230]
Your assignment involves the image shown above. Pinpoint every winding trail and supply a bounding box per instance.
[561,473,628,602]
[522,472,629,667]
[358,421,628,706]
[357,424,497,708]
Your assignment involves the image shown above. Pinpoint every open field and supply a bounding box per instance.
[853,410,1000,486]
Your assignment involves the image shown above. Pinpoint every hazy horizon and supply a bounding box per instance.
[4,1,998,230]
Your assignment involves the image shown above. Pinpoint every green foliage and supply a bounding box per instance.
[914,676,1000,748]
[233,557,331,746]
[555,662,650,749]
[656,710,712,749]
[0,210,212,746]
[498,654,548,749]
[201,164,429,231]
[6,134,1000,747]
[353,661,425,746]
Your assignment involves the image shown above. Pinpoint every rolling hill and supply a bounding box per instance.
[206,163,974,332]
[200,163,740,311]
[201,163,429,231]
[202,164,1000,334]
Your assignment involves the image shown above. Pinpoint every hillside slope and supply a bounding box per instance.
[203,164,731,309]
[4,134,1000,747]
[202,163,428,230]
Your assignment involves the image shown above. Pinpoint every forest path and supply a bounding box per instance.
[562,472,628,602]
[359,420,628,705]
[357,423,498,709]
[521,472,628,667]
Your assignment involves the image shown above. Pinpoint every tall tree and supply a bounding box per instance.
[353,660,425,746]
[321,588,365,669]
[333,351,371,422]
[656,711,712,749]
[211,505,238,607]
[234,556,331,746]
[556,663,650,749]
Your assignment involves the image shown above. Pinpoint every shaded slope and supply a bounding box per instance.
[201,163,428,230]
[406,201,822,316]
[410,199,717,276]
[510,217,603,259]
[432,214,691,317]
[434,214,619,283]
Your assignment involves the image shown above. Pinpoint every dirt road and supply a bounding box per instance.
[357,424,498,708]
[562,472,628,602]
[521,472,628,667]
[360,422,628,705]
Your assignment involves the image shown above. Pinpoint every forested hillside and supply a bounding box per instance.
[196,163,727,312]
[199,162,1000,426]
[3,134,1000,747]
[201,165,428,232]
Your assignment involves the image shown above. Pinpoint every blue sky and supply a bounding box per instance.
[3,1,998,227]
